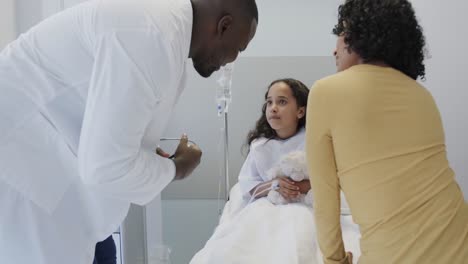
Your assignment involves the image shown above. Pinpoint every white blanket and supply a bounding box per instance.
[190,184,361,264]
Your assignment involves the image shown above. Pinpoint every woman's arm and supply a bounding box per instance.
[306,81,350,264]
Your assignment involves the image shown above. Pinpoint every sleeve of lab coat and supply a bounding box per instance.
[78,29,178,205]
[306,81,349,264]
[238,146,263,200]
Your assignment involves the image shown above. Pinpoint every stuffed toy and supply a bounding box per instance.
[266,151,313,206]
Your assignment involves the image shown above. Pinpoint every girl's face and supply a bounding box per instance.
[265,82,305,139]
[333,35,361,72]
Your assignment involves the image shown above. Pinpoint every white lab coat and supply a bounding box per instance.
[0,0,192,263]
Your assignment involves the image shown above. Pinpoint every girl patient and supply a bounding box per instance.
[190,78,360,264]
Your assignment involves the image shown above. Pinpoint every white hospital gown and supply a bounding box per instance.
[239,128,306,200]
[0,0,192,263]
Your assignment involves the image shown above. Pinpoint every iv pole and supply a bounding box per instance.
[222,103,230,201]
[217,64,234,202]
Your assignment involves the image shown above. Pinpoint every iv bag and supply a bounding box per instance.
[216,63,234,116]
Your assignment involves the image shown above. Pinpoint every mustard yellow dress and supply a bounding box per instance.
[306,64,468,264]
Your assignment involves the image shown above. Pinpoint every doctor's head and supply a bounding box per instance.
[189,0,258,77]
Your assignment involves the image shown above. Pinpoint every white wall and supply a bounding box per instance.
[15,0,44,35]
[65,0,86,8]
[15,0,65,35]
[0,0,16,50]
[242,0,343,57]
[410,0,468,197]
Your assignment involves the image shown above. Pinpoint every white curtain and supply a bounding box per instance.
[0,0,16,50]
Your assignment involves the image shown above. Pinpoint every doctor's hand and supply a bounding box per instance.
[171,134,202,181]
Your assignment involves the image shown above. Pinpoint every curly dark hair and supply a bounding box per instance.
[333,0,426,80]
[246,78,309,147]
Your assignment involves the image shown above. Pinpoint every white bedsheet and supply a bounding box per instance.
[190,184,361,264]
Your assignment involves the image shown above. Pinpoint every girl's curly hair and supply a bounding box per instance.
[333,0,426,80]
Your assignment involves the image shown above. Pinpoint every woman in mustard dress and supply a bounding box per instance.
[306,0,468,263]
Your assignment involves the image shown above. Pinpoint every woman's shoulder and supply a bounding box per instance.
[309,69,364,104]
[313,71,352,90]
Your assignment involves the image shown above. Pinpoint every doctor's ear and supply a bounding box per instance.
[217,15,233,36]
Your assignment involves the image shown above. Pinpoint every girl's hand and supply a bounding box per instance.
[277,176,300,200]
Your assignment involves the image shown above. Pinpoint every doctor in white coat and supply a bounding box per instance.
[0,0,258,263]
